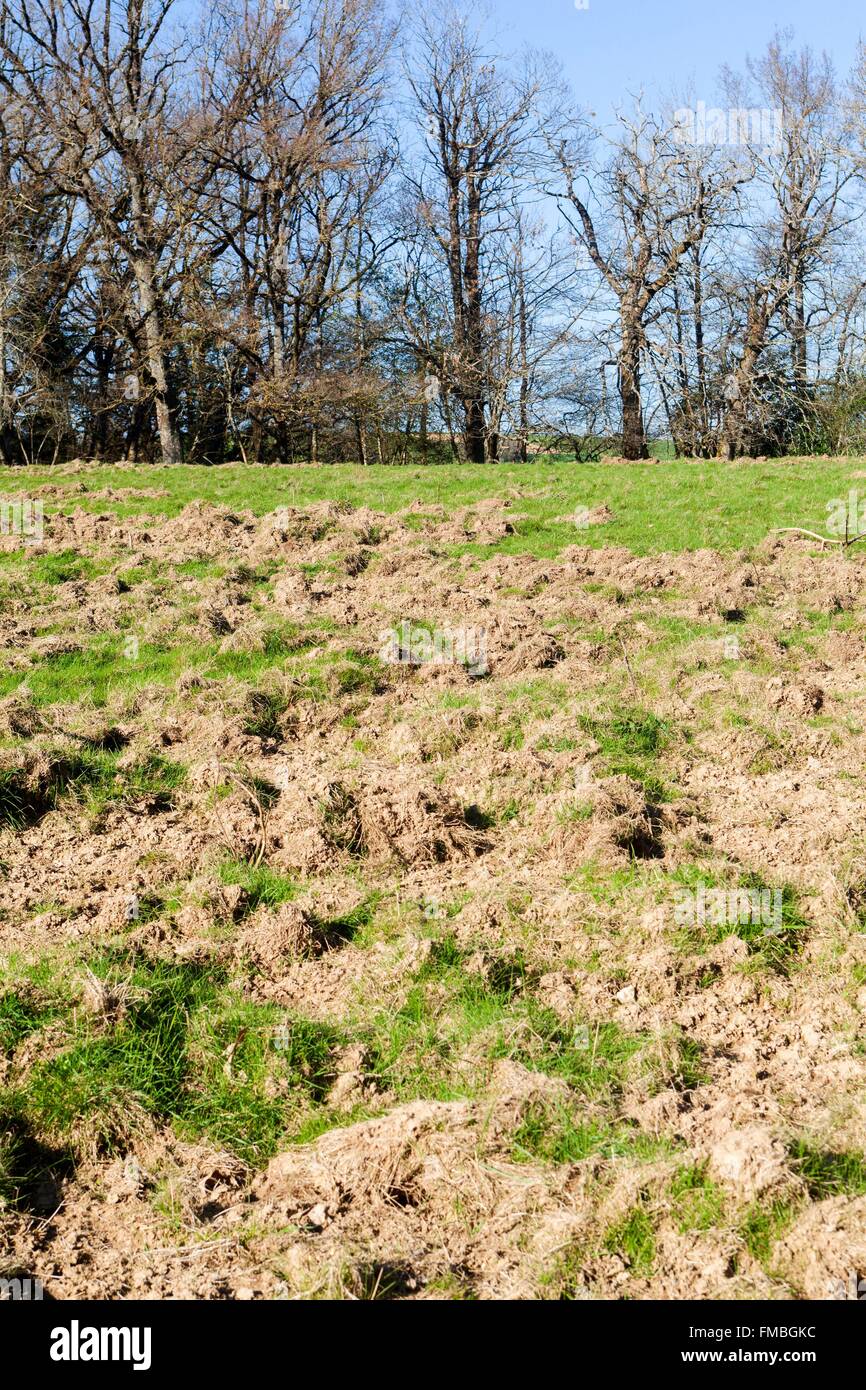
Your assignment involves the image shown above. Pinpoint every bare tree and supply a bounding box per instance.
[724,33,852,396]
[553,103,745,459]
[195,0,395,462]
[0,0,209,463]
[402,5,551,462]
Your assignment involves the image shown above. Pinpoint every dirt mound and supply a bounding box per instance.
[430,499,517,546]
[774,1198,866,1300]
[548,775,666,865]
[704,1125,790,1199]
[355,772,491,865]
[0,690,44,738]
[264,766,489,872]
[235,903,320,975]
[495,630,565,676]
[251,1061,573,1287]
[160,502,256,557]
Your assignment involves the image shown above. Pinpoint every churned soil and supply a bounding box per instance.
[1,474,865,1300]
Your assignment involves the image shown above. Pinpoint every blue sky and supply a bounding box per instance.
[167,1,865,121]
[483,0,864,120]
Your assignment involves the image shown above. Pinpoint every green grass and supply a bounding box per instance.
[576,707,677,810]
[217,857,299,913]
[513,1103,672,1165]
[0,619,327,710]
[316,893,382,947]
[0,990,53,1053]
[740,1198,800,1263]
[242,689,289,740]
[604,1197,656,1276]
[363,934,701,1109]
[0,749,186,829]
[365,935,538,1103]
[0,769,29,828]
[75,750,186,819]
[4,457,865,557]
[179,1006,343,1160]
[174,560,226,580]
[0,952,348,1174]
[669,1163,725,1232]
[555,799,595,826]
[31,550,109,585]
[2,957,214,1158]
[116,561,162,588]
[679,874,808,975]
[578,706,673,764]
[789,1141,866,1198]
[567,858,651,905]
[0,638,192,707]
[330,650,385,697]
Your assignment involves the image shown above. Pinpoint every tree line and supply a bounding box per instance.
[2,0,866,465]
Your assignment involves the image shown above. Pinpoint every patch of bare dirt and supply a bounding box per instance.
[3,490,866,1300]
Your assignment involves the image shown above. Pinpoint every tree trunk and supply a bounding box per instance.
[464,396,486,463]
[792,267,807,389]
[692,246,709,451]
[0,318,11,466]
[355,415,368,465]
[134,258,183,465]
[518,258,529,462]
[461,167,487,465]
[619,328,647,460]
[124,400,149,462]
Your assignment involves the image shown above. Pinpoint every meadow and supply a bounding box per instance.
[1,456,865,1300]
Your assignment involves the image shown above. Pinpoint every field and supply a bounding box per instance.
[1,456,866,1301]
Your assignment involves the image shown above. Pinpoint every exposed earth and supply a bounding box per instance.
[1,463,866,1300]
